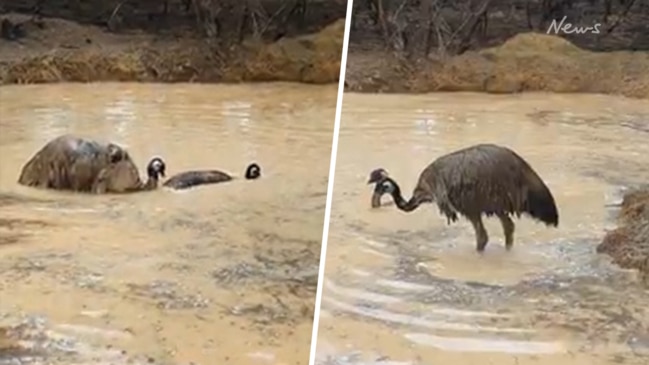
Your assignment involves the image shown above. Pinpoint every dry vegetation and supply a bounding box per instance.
[597,188,649,285]
[345,0,649,98]
[0,0,346,84]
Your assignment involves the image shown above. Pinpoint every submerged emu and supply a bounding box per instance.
[162,163,261,190]
[18,135,166,193]
[375,144,559,252]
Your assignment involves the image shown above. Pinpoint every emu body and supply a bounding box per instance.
[376,144,559,252]
[162,163,261,190]
[18,135,165,194]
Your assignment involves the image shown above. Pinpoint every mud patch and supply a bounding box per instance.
[0,218,51,247]
[0,314,154,365]
[211,234,320,325]
[125,281,210,310]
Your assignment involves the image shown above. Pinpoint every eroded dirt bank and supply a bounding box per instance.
[345,32,649,98]
[345,0,649,98]
[598,188,649,284]
[0,1,345,84]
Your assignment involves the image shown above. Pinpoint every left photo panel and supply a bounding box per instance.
[0,1,348,364]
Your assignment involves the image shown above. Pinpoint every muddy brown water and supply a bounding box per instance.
[315,93,649,365]
[0,82,336,365]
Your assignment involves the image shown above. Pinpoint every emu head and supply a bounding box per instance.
[147,157,166,179]
[245,163,261,180]
[367,168,389,184]
[371,178,398,208]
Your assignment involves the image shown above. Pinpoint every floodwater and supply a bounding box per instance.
[316,93,649,365]
[0,82,335,365]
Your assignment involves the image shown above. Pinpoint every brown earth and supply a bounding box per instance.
[345,0,649,98]
[345,32,649,99]
[597,188,649,285]
[0,12,345,85]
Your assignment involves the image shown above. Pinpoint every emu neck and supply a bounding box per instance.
[390,186,420,212]
[142,176,159,191]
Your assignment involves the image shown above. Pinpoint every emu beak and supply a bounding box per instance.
[371,191,382,208]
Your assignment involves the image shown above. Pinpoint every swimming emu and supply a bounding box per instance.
[367,168,390,208]
[161,163,261,190]
[18,135,166,193]
[374,144,559,252]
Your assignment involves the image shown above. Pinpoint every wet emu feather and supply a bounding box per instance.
[375,144,559,252]
[162,163,261,190]
[18,135,166,194]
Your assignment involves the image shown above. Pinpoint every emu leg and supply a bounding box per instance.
[469,216,489,252]
[497,213,515,250]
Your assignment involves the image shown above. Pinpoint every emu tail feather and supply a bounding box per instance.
[526,182,559,227]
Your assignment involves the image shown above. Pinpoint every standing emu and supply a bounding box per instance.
[374,144,559,252]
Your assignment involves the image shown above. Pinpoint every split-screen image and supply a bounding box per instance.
[314,1,649,365]
[2,1,649,365]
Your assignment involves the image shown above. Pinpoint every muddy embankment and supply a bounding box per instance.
[345,32,649,98]
[597,188,649,285]
[0,1,345,84]
[345,0,649,98]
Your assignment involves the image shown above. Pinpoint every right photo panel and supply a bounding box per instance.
[316,1,649,364]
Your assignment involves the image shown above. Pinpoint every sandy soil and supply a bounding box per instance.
[0,12,344,84]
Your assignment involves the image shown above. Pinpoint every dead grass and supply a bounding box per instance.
[0,17,344,85]
[597,189,649,283]
[346,33,649,99]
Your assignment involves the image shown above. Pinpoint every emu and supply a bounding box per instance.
[18,135,165,194]
[374,143,559,252]
[162,163,261,190]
